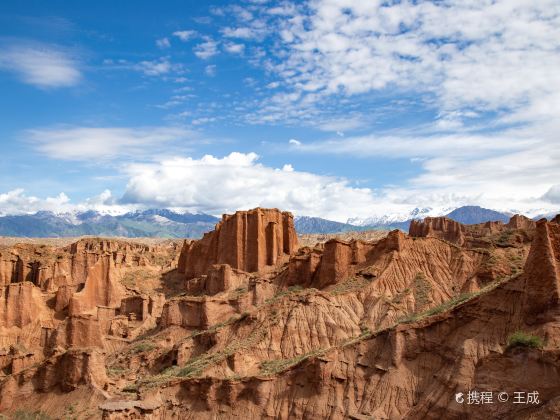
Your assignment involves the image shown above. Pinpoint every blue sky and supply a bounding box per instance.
[1,0,559,221]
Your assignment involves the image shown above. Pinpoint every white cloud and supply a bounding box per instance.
[293,122,560,215]
[27,126,195,161]
[0,189,135,216]
[0,189,71,216]
[318,117,367,133]
[173,30,197,41]
[156,37,171,49]
[205,64,216,76]
[221,27,258,39]
[194,38,219,59]
[241,0,560,128]
[0,43,81,88]
[120,152,379,221]
[543,185,560,204]
[288,138,301,146]
[224,42,245,54]
[134,57,175,76]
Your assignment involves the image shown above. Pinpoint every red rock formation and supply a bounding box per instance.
[551,214,560,224]
[2,207,560,419]
[0,348,107,411]
[69,255,125,316]
[409,216,466,245]
[0,282,50,328]
[522,219,560,320]
[285,248,322,287]
[507,214,537,230]
[179,208,297,278]
[54,315,105,349]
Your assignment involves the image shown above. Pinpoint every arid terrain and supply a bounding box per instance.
[0,208,559,419]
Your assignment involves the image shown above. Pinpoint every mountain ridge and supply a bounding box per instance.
[0,205,556,237]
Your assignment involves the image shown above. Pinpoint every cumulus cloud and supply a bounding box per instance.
[0,189,72,216]
[120,152,379,221]
[0,42,81,88]
[173,30,197,42]
[223,42,245,54]
[0,189,134,216]
[194,37,219,59]
[156,37,171,49]
[27,126,195,161]
[134,57,177,76]
[221,27,258,39]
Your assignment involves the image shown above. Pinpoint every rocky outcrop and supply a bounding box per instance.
[178,208,297,279]
[0,282,50,328]
[507,214,537,230]
[69,256,125,316]
[54,315,105,349]
[314,238,378,288]
[522,219,560,320]
[0,348,107,411]
[409,216,466,245]
[0,238,180,291]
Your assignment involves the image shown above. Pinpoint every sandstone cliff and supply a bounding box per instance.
[178,208,297,279]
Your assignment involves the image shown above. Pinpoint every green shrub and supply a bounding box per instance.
[507,331,544,349]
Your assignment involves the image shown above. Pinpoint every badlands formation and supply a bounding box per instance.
[0,208,559,419]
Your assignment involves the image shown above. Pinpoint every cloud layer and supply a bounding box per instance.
[26,126,196,161]
[120,152,379,220]
[0,43,82,88]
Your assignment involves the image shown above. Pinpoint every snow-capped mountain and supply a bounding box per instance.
[347,206,456,227]
[0,209,220,238]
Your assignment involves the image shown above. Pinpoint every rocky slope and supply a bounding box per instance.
[0,208,558,419]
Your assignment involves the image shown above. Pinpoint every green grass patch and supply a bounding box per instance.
[507,331,544,350]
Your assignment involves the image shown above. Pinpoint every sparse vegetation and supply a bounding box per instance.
[495,229,514,247]
[140,323,269,387]
[229,286,248,299]
[413,272,432,311]
[12,410,52,420]
[260,348,327,375]
[122,384,139,393]
[106,366,128,377]
[130,341,156,354]
[507,331,544,350]
[264,285,304,304]
[329,276,371,295]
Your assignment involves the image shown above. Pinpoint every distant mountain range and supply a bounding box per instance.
[445,205,510,224]
[0,206,556,238]
[0,209,220,238]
